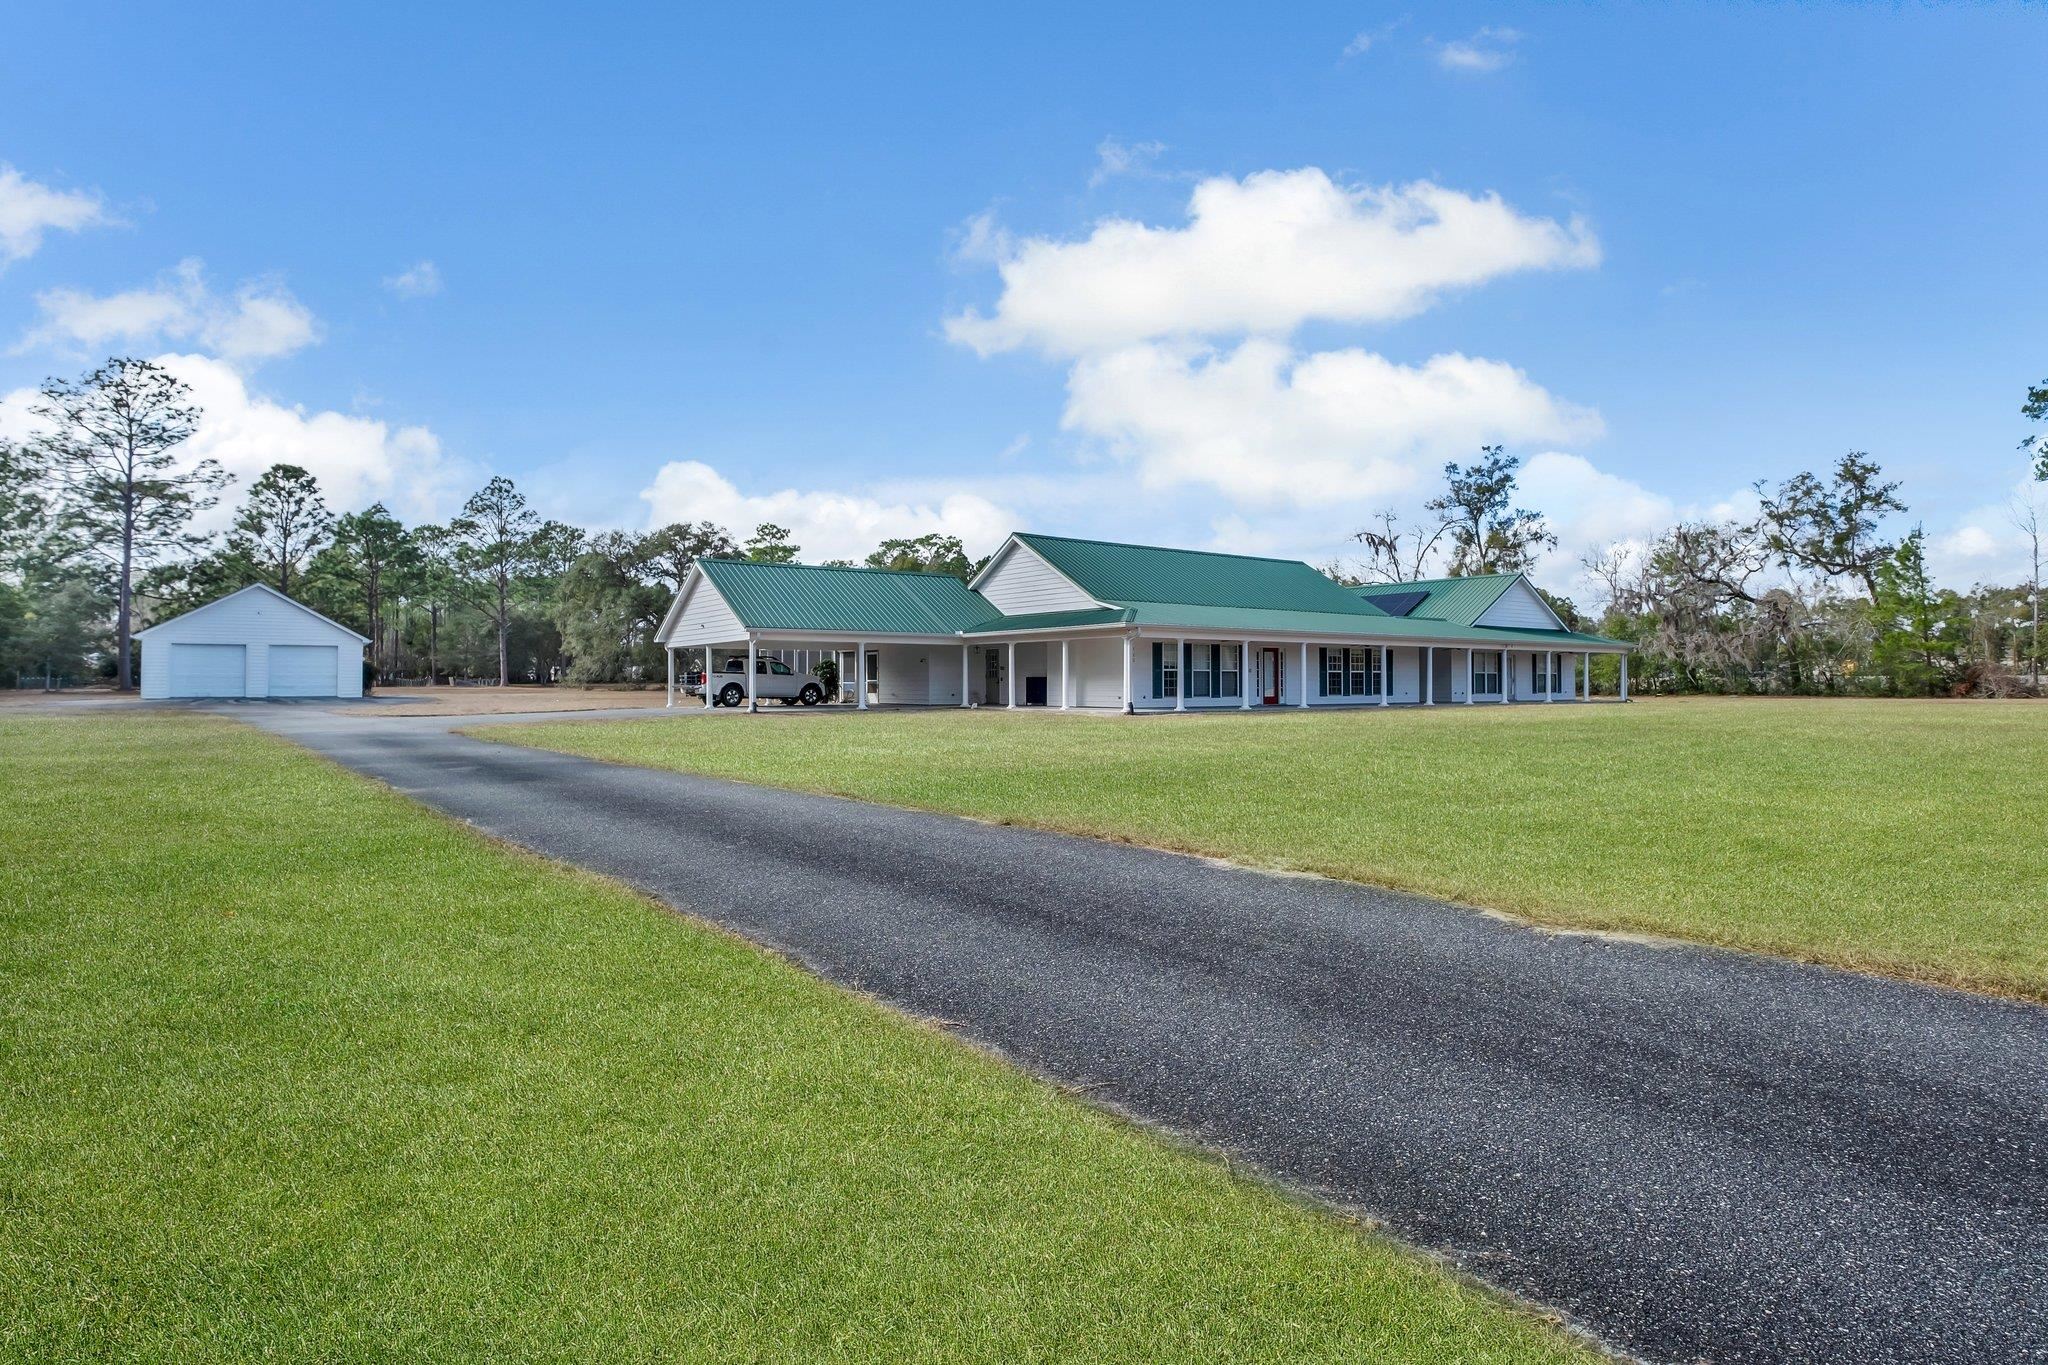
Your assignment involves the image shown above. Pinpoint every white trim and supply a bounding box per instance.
[134,582,369,644]
[967,534,1117,611]
[1474,574,1570,632]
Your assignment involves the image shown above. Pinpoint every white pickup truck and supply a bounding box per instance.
[698,655,827,707]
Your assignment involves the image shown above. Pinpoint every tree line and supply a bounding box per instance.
[3,354,2043,697]
[0,358,985,689]
[1341,432,2045,697]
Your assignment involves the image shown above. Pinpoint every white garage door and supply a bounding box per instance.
[167,643,247,698]
[268,645,339,697]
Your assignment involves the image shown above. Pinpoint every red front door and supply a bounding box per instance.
[1260,648,1282,705]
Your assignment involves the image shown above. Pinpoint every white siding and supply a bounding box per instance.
[1475,579,1562,630]
[873,644,948,705]
[965,637,1125,707]
[663,574,746,650]
[1517,648,1574,699]
[926,646,967,706]
[1068,638,1124,708]
[140,586,362,699]
[976,541,1097,616]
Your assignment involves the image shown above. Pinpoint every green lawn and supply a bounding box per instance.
[0,714,1591,1364]
[491,697,2048,1000]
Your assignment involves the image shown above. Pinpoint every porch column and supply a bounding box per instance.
[1298,641,1309,708]
[1620,653,1629,701]
[1121,634,1133,714]
[1465,648,1475,705]
[856,641,868,710]
[1424,647,1435,706]
[704,646,715,708]
[1546,650,1555,702]
[1581,652,1591,701]
[1006,641,1018,709]
[1060,639,1070,710]
[960,644,971,707]
[1174,637,1187,712]
[1240,639,1252,709]
[1379,645,1390,707]
[1500,651,1509,704]
[665,646,675,708]
[746,636,759,712]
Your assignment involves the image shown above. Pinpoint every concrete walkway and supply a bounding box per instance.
[242,705,2048,1365]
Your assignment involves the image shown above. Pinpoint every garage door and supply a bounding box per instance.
[268,645,339,697]
[167,643,247,698]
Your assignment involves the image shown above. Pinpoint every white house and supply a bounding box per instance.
[655,532,1630,712]
[136,583,368,700]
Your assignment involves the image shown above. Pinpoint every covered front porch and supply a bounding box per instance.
[662,631,1629,714]
[1117,637,1625,712]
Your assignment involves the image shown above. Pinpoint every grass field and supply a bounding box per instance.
[0,714,1591,1364]
[491,697,2048,1000]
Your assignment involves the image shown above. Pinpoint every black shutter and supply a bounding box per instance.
[1318,646,1328,697]
[1152,642,1163,698]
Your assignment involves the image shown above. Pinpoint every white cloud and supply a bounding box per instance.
[0,164,109,266]
[1511,451,1678,594]
[947,169,1597,357]
[1089,136,1167,187]
[0,354,464,528]
[1061,337,1601,507]
[383,259,443,298]
[14,258,319,364]
[638,460,1013,564]
[1925,482,2048,587]
[951,209,1014,267]
[1435,26,1521,74]
[1518,451,1674,556]
[1342,18,1406,61]
[164,354,462,522]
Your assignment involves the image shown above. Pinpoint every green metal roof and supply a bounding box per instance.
[961,606,1131,634]
[688,541,1627,650]
[1354,574,1519,628]
[1014,532,1387,617]
[697,559,1002,634]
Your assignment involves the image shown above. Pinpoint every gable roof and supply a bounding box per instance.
[1010,532,1388,618]
[695,558,1003,635]
[1354,574,1521,628]
[656,540,1623,650]
[133,582,370,643]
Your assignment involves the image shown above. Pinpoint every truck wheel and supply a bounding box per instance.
[718,682,745,707]
[799,684,823,706]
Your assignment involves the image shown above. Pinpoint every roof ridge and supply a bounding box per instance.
[1016,530,1319,570]
[1356,572,1519,593]
[703,557,967,580]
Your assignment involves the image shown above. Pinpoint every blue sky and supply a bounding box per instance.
[3,3,2044,592]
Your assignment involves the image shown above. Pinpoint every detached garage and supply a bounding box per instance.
[136,584,368,700]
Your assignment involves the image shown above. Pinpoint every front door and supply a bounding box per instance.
[1259,648,1282,705]
[983,647,1002,704]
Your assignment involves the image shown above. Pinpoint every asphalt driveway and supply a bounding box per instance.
[244,706,2048,1365]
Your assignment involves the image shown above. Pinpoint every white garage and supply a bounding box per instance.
[137,583,368,700]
